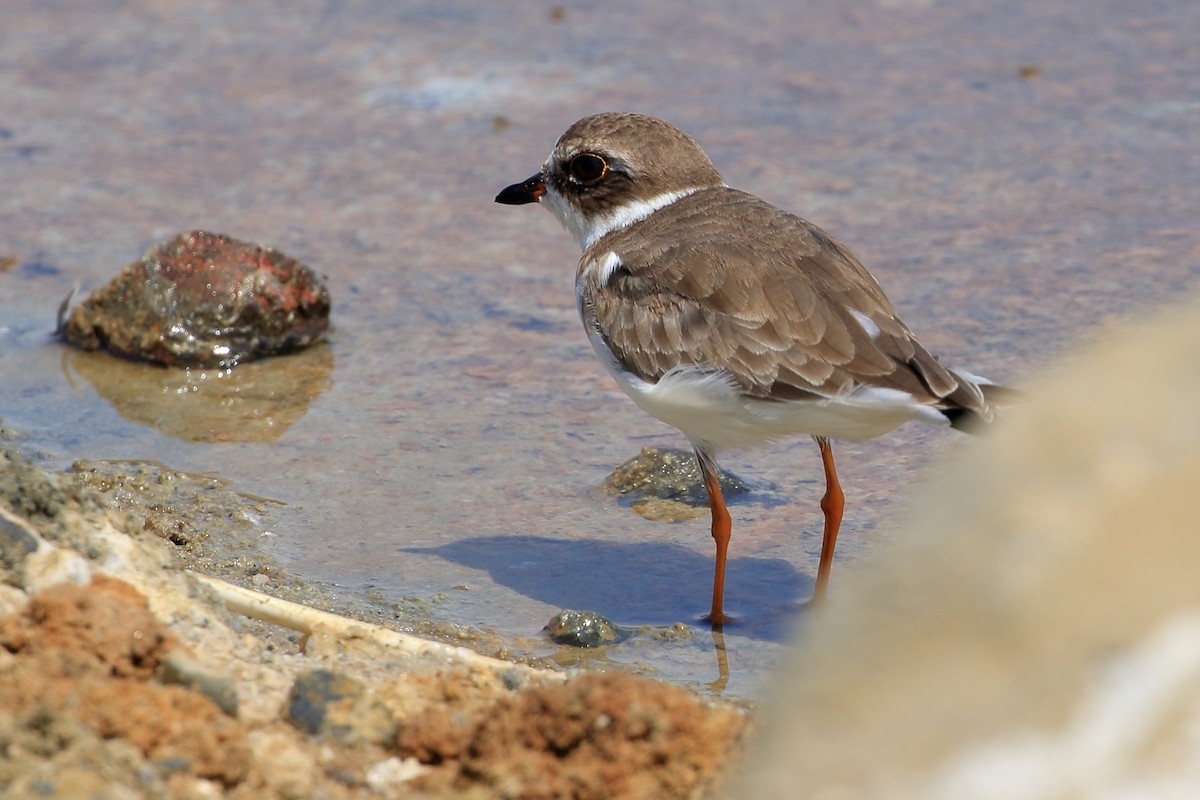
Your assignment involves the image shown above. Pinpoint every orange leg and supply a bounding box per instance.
[696,449,732,626]
[812,436,845,603]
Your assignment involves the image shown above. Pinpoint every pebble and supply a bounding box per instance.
[60,230,330,368]
[0,514,38,570]
[156,649,240,717]
[365,756,427,793]
[286,669,397,746]
[0,584,29,620]
[246,730,317,798]
[23,545,91,594]
[546,610,628,647]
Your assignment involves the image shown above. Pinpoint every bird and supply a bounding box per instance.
[495,112,1008,625]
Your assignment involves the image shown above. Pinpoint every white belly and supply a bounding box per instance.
[585,327,946,450]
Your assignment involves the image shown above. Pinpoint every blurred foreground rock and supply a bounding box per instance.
[61,230,330,368]
[731,298,1200,799]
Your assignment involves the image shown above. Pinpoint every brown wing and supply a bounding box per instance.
[579,187,989,416]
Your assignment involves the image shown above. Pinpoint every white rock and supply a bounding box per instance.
[23,545,91,594]
[366,756,427,794]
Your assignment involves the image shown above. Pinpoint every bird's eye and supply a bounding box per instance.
[568,153,608,185]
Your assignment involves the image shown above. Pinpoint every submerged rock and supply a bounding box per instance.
[600,448,756,522]
[61,230,330,367]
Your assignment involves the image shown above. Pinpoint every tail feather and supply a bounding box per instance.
[979,382,1023,409]
[941,381,1020,434]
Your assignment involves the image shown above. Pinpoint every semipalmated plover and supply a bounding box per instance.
[496,112,1008,625]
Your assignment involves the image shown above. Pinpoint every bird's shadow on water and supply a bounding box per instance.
[406,535,810,643]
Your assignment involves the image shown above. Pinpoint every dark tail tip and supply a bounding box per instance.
[941,407,988,434]
[942,381,1020,434]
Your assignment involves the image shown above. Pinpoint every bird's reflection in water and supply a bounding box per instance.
[708,627,731,695]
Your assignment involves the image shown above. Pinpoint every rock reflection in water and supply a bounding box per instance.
[61,344,333,444]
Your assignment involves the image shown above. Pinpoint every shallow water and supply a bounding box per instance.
[2,0,1198,698]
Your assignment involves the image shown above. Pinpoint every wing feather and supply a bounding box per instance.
[576,187,989,417]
